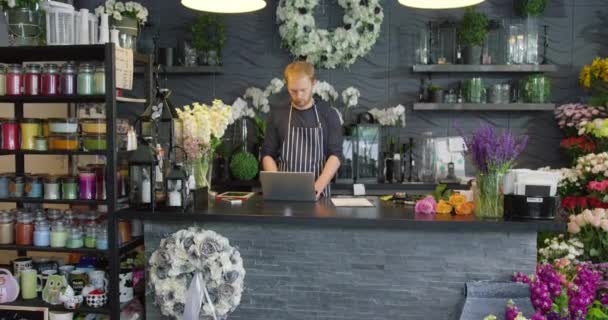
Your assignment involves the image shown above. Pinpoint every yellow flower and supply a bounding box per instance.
[580,66,592,88]
[436,200,453,214]
[449,193,467,207]
[591,57,603,77]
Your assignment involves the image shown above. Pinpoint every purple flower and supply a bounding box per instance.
[414,196,436,214]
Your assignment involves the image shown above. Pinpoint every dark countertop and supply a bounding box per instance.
[117,196,566,232]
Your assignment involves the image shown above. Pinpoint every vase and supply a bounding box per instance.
[190,152,214,190]
[5,8,43,46]
[474,172,504,219]
[524,16,539,65]
[111,16,139,49]
[464,45,482,64]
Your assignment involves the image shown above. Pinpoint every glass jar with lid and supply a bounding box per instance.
[15,212,34,245]
[0,174,9,198]
[10,175,25,197]
[61,176,78,200]
[46,209,62,222]
[0,211,14,244]
[33,220,50,247]
[77,63,95,95]
[1,119,19,150]
[78,168,96,200]
[41,63,60,96]
[93,65,105,95]
[25,175,43,198]
[24,64,42,95]
[60,63,77,96]
[44,175,60,200]
[20,118,42,150]
[50,220,68,248]
[34,136,47,151]
[48,134,79,151]
[48,118,78,134]
[84,225,96,248]
[96,225,108,250]
[6,64,23,96]
[66,226,83,248]
[82,134,107,151]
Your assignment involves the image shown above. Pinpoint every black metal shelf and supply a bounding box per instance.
[0,95,105,103]
[0,198,110,205]
[119,236,144,255]
[0,150,106,156]
[0,244,108,254]
[413,103,555,111]
[412,64,558,73]
[0,44,107,63]
[1,297,110,314]
[134,65,223,75]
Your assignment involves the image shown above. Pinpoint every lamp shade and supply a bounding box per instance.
[398,0,484,9]
[181,0,266,13]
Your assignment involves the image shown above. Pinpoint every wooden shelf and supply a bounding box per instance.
[412,64,558,73]
[134,65,223,75]
[413,103,555,111]
[0,244,108,254]
[116,96,147,104]
[0,297,110,314]
[0,95,105,103]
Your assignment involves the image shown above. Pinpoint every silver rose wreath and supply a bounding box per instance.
[149,228,245,319]
[276,0,384,69]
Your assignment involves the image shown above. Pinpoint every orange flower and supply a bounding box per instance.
[449,193,467,207]
[455,202,474,215]
[436,200,453,214]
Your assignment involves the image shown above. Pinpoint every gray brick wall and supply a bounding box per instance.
[144,222,537,320]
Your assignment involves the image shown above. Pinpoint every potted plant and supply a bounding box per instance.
[191,14,225,66]
[515,0,547,17]
[458,7,489,65]
[95,1,149,50]
[0,0,44,46]
[429,85,444,103]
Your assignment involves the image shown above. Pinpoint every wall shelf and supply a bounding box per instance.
[1,297,110,314]
[0,150,106,156]
[0,198,112,205]
[134,65,223,75]
[0,45,107,63]
[0,237,142,256]
[413,103,555,111]
[412,64,558,73]
[0,95,105,103]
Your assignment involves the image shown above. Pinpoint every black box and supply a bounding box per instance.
[504,194,559,220]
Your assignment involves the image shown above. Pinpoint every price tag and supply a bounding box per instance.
[526,197,543,203]
[115,47,133,90]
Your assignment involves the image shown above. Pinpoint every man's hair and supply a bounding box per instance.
[284,61,315,83]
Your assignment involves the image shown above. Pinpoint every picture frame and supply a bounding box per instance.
[0,305,49,320]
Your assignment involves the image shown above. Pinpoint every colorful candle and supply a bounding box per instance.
[24,64,41,96]
[1,119,19,150]
[6,64,22,96]
[78,170,96,200]
[60,63,77,95]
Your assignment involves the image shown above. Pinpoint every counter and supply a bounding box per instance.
[137,196,564,320]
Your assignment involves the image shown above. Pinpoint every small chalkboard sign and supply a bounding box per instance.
[0,306,48,320]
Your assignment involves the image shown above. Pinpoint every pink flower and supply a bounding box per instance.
[555,258,571,268]
[583,210,594,225]
[415,196,437,215]
[588,181,602,191]
[574,214,586,227]
[601,220,608,231]
[568,221,581,234]
[601,180,608,191]
[591,215,602,227]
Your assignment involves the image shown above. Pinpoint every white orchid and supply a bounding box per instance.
[341,86,360,108]
[313,80,338,102]
[368,104,406,127]
[96,0,148,25]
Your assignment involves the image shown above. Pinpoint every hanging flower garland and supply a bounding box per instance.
[149,228,245,319]
[276,0,384,69]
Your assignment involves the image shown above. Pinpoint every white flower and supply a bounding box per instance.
[368,105,406,127]
[313,80,338,102]
[94,6,106,16]
[114,1,125,11]
[341,86,360,108]
[7,0,16,8]
[112,11,122,20]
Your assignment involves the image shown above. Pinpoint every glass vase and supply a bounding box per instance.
[190,151,214,190]
[5,8,43,46]
[111,16,139,50]
[524,16,539,64]
[474,172,504,219]
[418,131,436,183]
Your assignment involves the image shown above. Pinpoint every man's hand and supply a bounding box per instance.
[314,179,327,200]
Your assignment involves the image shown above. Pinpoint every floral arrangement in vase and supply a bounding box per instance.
[0,0,40,10]
[580,57,608,107]
[460,125,528,219]
[566,208,608,263]
[176,99,232,190]
[95,0,148,49]
[368,104,406,127]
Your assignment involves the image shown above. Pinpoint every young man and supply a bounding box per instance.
[261,61,343,199]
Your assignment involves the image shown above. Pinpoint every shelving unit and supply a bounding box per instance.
[413,103,555,111]
[134,65,223,75]
[412,64,558,73]
[0,44,152,319]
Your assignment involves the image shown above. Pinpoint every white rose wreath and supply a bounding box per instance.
[276,0,384,69]
[149,228,245,320]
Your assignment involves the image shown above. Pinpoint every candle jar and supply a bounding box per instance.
[6,64,23,96]
[78,169,96,200]
[41,119,49,137]
[34,136,48,151]
[44,175,60,200]
[84,225,96,248]
[0,65,6,96]
[33,220,51,247]
[20,118,41,150]
[0,174,9,198]
[24,64,42,96]
[66,227,83,248]
[50,220,68,248]
[92,165,106,200]
[77,63,95,96]
[25,175,43,198]
[61,176,78,200]
[48,134,79,151]
[1,119,19,150]
[60,63,77,95]
[15,212,34,245]
[93,65,105,95]
[82,134,106,151]
[80,119,106,134]
[96,225,108,250]
[10,176,24,197]
[41,63,60,96]
[48,118,78,134]
[0,211,14,244]
[46,209,62,222]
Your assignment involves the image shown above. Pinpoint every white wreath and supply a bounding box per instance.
[276,0,384,69]
[149,228,245,319]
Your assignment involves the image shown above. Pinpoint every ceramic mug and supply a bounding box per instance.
[69,270,88,296]
[20,269,40,300]
[49,311,73,320]
[33,258,59,274]
[59,265,75,278]
[87,270,108,291]
[119,270,133,303]
[11,257,33,279]
[37,269,58,292]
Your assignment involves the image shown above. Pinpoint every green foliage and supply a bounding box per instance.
[432,184,452,202]
[458,7,489,47]
[587,301,608,320]
[0,0,41,10]
[191,14,225,55]
[254,114,266,144]
[430,85,443,92]
[515,0,547,17]
[230,152,259,181]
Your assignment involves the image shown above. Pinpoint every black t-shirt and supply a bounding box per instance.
[261,102,343,163]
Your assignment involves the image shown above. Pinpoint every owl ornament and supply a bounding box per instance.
[42,274,67,305]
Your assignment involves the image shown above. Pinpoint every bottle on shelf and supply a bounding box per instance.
[392,139,402,183]
[408,137,416,182]
[456,43,463,64]
[401,143,408,183]
[457,81,464,103]
[384,139,395,183]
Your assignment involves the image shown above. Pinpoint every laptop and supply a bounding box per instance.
[259,172,316,201]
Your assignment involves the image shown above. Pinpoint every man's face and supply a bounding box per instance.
[287,75,315,108]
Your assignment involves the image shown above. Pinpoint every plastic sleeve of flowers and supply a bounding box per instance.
[183,272,218,320]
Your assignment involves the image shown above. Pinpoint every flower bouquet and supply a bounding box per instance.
[95,0,149,49]
[580,57,608,107]
[560,137,597,165]
[579,118,608,152]
[567,209,608,263]
[414,184,475,215]
[460,125,528,219]
[555,103,607,138]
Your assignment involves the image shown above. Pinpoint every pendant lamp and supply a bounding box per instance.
[181,0,266,13]
[398,0,484,9]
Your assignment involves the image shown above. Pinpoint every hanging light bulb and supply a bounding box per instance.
[181,0,266,13]
[398,0,485,9]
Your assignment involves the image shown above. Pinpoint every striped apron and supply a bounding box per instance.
[279,104,331,197]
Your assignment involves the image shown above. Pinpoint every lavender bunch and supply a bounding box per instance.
[461,125,528,174]
[567,264,602,319]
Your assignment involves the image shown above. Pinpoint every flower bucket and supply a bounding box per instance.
[111,15,138,49]
[474,173,504,219]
